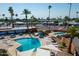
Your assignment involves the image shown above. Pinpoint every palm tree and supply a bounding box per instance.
[2,14,5,19]
[5,17,9,26]
[30,15,37,26]
[76,11,79,18]
[15,14,18,22]
[30,15,34,27]
[46,17,49,30]
[2,14,5,22]
[64,16,70,29]
[67,26,79,53]
[8,6,14,28]
[15,14,18,19]
[22,9,31,33]
[48,5,52,19]
[48,5,52,30]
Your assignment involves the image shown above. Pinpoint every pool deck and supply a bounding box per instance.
[0,33,62,56]
[7,34,31,56]
[8,42,20,56]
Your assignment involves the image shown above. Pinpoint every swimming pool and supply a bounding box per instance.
[53,32,65,35]
[16,37,41,52]
[49,32,65,37]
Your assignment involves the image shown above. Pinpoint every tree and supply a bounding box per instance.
[0,49,8,56]
[76,11,79,18]
[74,18,79,22]
[53,20,59,25]
[22,9,31,33]
[57,16,62,20]
[63,16,71,28]
[30,15,34,26]
[67,26,79,53]
[15,14,18,22]
[64,16,71,21]
[15,14,18,19]
[2,14,5,19]
[5,17,8,23]
[30,15,38,26]
[8,6,14,28]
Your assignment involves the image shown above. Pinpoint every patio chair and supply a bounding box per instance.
[50,52,55,56]
[0,35,5,39]
[10,34,16,38]
[7,41,13,46]
[38,32,45,38]
[34,32,39,36]
[39,35,44,38]
[19,33,23,36]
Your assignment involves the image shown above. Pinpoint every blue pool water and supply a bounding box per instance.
[16,37,41,52]
[54,32,65,35]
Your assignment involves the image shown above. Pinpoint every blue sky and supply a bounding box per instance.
[0,3,79,19]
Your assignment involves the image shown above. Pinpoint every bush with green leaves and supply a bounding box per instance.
[0,49,8,56]
[58,43,66,48]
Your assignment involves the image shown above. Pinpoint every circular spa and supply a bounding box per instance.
[16,37,41,52]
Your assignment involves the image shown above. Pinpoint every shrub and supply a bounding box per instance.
[58,43,66,48]
[0,49,9,56]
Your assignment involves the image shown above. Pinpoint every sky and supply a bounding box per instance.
[0,3,79,19]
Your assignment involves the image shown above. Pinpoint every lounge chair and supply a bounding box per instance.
[34,33,39,36]
[52,42,58,45]
[36,48,50,56]
[10,34,16,38]
[7,41,13,46]
[8,31,15,35]
[50,52,55,56]
[0,35,5,39]
[38,32,45,38]
[39,35,44,38]
[19,33,23,36]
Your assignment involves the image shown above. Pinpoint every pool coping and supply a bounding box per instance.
[15,37,41,54]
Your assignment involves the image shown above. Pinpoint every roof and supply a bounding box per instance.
[0,26,36,32]
[0,22,4,24]
[15,22,25,24]
[68,21,79,25]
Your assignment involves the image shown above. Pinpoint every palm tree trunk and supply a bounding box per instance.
[12,23,14,28]
[68,36,74,54]
[25,15,31,36]
[26,15,29,30]
[30,21,32,27]
[11,15,14,28]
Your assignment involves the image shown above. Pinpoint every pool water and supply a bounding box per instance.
[53,32,65,35]
[16,38,41,52]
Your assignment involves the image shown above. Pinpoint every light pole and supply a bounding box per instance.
[66,3,72,29]
[69,3,72,18]
[48,5,52,30]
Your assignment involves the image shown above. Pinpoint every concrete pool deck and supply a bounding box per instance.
[6,34,48,56]
[0,33,61,56]
[7,34,32,56]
